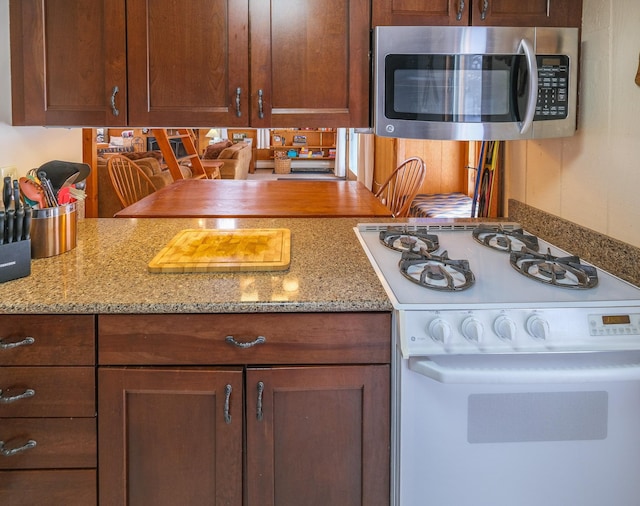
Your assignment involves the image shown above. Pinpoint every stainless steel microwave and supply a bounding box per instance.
[373,26,579,141]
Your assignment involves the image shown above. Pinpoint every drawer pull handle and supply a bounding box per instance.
[0,336,35,350]
[224,384,232,424]
[0,388,35,404]
[110,86,120,116]
[225,335,266,348]
[0,439,37,457]
[256,381,264,421]
[235,87,242,117]
[456,0,465,21]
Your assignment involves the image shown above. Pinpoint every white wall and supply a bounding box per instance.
[507,0,640,247]
[0,0,82,177]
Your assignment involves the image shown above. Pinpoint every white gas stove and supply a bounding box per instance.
[355,222,640,356]
[356,222,640,506]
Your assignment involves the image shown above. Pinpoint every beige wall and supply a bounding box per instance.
[506,0,640,247]
[0,0,82,177]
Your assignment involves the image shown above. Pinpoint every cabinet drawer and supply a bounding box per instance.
[99,312,391,365]
[0,315,95,366]
[0,418,96,469]
[0,367,95,417]
[0,469,96,505]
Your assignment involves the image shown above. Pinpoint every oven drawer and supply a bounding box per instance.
[0,418,96,469]
[0,315,95,366]
[0,469,96,505]
[98,313,391,365]
[0,367,95,417]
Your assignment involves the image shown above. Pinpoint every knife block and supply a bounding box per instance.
[0,239,31,283]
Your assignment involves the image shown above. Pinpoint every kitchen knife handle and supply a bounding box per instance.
[0,210,4,245]
[6,209,14,244]
[23,206,32,240]
[2,177,11,211]
[15,207,24,242]
[12,179,21,211]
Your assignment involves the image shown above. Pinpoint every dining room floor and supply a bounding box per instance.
[247,168,345,181]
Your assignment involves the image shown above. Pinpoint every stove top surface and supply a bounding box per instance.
[356,223,640,309]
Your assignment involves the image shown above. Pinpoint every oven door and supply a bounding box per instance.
[395,352,640,506]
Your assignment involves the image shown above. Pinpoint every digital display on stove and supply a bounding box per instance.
[602,315,631,325]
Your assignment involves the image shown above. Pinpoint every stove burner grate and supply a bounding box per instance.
[510,248,598,289]
[379,227,439,254]
[399,250,475,291]
[472,224,539,253]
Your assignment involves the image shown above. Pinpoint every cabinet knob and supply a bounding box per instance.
[0,439,37,457]
[0,336,35,350]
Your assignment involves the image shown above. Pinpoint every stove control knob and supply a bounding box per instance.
[461,317,483,343]
[526,315,550,340]
[428,319,452,346]
[494,316,516,341]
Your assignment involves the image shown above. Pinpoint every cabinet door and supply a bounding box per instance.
[471,0,583,27]
[250,0,371,128]
[246,365,390,506]
[373,0,468,26]
[98,368,243,506]
[126,0,249,127]
[9,0,127,126]
[373,0,583,27]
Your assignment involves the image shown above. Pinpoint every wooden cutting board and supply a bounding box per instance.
[148,228,291,272]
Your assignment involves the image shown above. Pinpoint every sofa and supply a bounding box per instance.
[201,140,251,179]
[97,152,192,217]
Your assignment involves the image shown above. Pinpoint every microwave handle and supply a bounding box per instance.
[518,38,539,135]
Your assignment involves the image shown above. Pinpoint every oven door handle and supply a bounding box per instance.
[408,353,640,384]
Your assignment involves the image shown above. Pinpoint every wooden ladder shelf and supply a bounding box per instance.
[152,129,207,180]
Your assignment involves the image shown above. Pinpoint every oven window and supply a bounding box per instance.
[385,54,527,123]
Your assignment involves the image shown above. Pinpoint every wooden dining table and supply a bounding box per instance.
[114,179,393,218]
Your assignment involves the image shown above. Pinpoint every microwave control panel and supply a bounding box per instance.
[534,55,569,120]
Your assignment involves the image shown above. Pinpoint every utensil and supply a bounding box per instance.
[37,160,90,191]
[15,206,24,242]
[37,171,58,207]
[23,205,32,240]
[6,209,14,243]
[3,176,12,210]
[19,177,46,209]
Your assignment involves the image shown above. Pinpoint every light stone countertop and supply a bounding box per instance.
[0,218,393,314]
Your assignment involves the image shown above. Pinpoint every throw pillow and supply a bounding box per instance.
[203,140,233,159]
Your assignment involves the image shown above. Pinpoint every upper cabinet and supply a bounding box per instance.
[372,0,583,28]
[10,0,127,126]
[10,0,370,128]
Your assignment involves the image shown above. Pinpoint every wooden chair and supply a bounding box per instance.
[375,157,426,217]
[107,155,158,208]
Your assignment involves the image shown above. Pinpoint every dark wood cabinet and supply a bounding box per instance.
[11,0,370,128]
[246,366,389,506]
[373,0,583,28]
[98,312,391,506]
[249,0,370,127]
[10,0,127,126]
[98,367,244,506]
[0,315,96,506]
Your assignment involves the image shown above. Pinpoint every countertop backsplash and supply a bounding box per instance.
[509,199,640,288]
